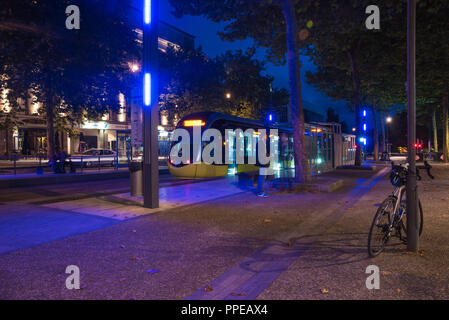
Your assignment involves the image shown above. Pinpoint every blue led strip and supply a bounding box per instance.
[144,0,151,24]
[144,73,151,106]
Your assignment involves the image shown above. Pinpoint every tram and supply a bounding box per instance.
[168,112,355,179]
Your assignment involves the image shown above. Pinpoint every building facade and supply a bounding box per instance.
[0,4,195,158]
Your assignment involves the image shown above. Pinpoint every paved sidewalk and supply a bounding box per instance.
[1,163,448,299]
[0,176,249,254]
[42,176,249,221]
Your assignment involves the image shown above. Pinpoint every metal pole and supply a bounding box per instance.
[142,0,159,208]
[115,130,119,170]
[406,0,419,251]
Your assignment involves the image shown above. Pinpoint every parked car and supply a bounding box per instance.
[69,148,117,167]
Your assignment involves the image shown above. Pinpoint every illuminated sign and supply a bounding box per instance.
[184,120,205,127]
[81,121,107,130]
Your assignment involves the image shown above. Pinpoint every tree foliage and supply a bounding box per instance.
[0,0,140,157]
[159,46,288,121]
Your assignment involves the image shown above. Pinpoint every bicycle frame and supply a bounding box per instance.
[392,185,406,218]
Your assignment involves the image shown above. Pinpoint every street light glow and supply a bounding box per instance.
[386,116,392,123]
[226,92,231,99]
[130,63,140,72]
[144,73,151,106]
[144,0,151,24]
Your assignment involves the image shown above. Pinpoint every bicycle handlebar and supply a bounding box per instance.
[391,160,434,180]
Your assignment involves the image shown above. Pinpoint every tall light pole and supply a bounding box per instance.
[143,0,159,208]
[406,0,419,251]
[386,116,392,154]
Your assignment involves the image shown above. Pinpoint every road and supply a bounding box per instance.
[0,173,183,204]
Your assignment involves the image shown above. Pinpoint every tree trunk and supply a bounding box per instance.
[371,104,379,161]
[4,127,10,157]
[380,111,386,153]
[348,45,362,166]
[46,102,55,159]
[432,106,438,152]
[281,0,309,183]
[443,88,449,163]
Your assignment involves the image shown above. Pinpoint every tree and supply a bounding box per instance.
[159,46,223,122]
[159,45,288,122]
[169,0,314,182]
[326,108,339,123]
[0,73,23,156]
[0,0,139,158]
[217,49,283,119]
[302,1,407,165]
[0,89,23,156]
[415,0,449,162]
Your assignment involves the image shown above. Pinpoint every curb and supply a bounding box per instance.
[0,168,170,189]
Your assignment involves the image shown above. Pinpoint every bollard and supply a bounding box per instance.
[129,161,143,196]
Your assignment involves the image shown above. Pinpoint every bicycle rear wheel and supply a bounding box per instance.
[368,196,395,257]
[400,199,424,237]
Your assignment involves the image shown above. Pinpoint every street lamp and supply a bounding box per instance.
[130,63,140,73]
[142,0,159,208]
[225,92,231,99]
[385,116,392,154]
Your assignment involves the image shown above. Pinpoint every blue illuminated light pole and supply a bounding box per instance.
[362,109,367,157]
[143,0,159,208]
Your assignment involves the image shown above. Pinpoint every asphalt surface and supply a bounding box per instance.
[0,164,448,299]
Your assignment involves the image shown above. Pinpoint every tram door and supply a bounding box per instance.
[116,130,132,167]
[226,130,237,175]
[322,132,334,172]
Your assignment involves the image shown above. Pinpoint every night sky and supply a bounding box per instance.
[158,1,354,127]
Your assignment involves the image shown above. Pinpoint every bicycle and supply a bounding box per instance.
[367,160,434,257]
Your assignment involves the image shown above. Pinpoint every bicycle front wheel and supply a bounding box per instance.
[368,196,395,257]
